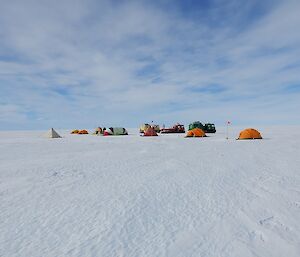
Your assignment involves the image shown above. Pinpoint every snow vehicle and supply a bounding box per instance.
[188,121,216,133]
[160,123,185,133]
[188,121,205,131]
[204,123,216,133]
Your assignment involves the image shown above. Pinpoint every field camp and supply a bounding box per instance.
[1,123,299,257]
[1,0,300,256]
[45,121,263,140]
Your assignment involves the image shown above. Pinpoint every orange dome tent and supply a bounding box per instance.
[78,129,89,134]
[238,128,262,140]
[185,128,206,137]
[143,127,158,136]
[71,129,79,134]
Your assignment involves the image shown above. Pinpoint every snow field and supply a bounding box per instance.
[0,127,299,256]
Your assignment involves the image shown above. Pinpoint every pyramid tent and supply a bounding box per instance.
[45,128,62,138]
[238,128,262,140]
[185,128,206,137]
[143,127,158,136]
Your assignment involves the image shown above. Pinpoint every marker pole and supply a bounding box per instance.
[226,123,228,140]
[226,121,230,140]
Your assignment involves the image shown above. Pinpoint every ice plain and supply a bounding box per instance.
[0,126,299,257]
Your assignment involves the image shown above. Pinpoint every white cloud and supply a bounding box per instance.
[0,0,300,129]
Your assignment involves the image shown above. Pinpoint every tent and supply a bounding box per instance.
[103,127,128,136]
[185,128,206,137]
[103,128,113,136]
[45,128,61,138]
[78,129,89,134]
[71,129,79,134]
[113,127,128,135]
[238,128,262,140]
[143,127,158,136]
[93,127,103,135]
[139,123,150,133]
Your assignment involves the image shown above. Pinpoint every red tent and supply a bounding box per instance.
[143,127,158,136]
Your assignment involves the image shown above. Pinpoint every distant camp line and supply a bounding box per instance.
[46,121,263,140]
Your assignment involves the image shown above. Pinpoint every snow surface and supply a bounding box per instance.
[0,127,299,257]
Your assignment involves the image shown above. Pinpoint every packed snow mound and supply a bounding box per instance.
[0,127,299,257]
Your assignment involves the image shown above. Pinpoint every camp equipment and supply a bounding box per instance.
[237,128,262,140]
[152,124,160,133]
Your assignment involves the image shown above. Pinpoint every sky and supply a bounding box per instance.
[0,0,300,130]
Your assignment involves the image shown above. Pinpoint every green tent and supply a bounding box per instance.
[114,127,127,135]
[106,127,128,135]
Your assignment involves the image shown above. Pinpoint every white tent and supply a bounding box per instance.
[45,128,62,138]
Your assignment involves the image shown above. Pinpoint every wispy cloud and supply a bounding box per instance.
[0,0,299,129]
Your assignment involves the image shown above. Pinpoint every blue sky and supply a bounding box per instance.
[0,0,300,130]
